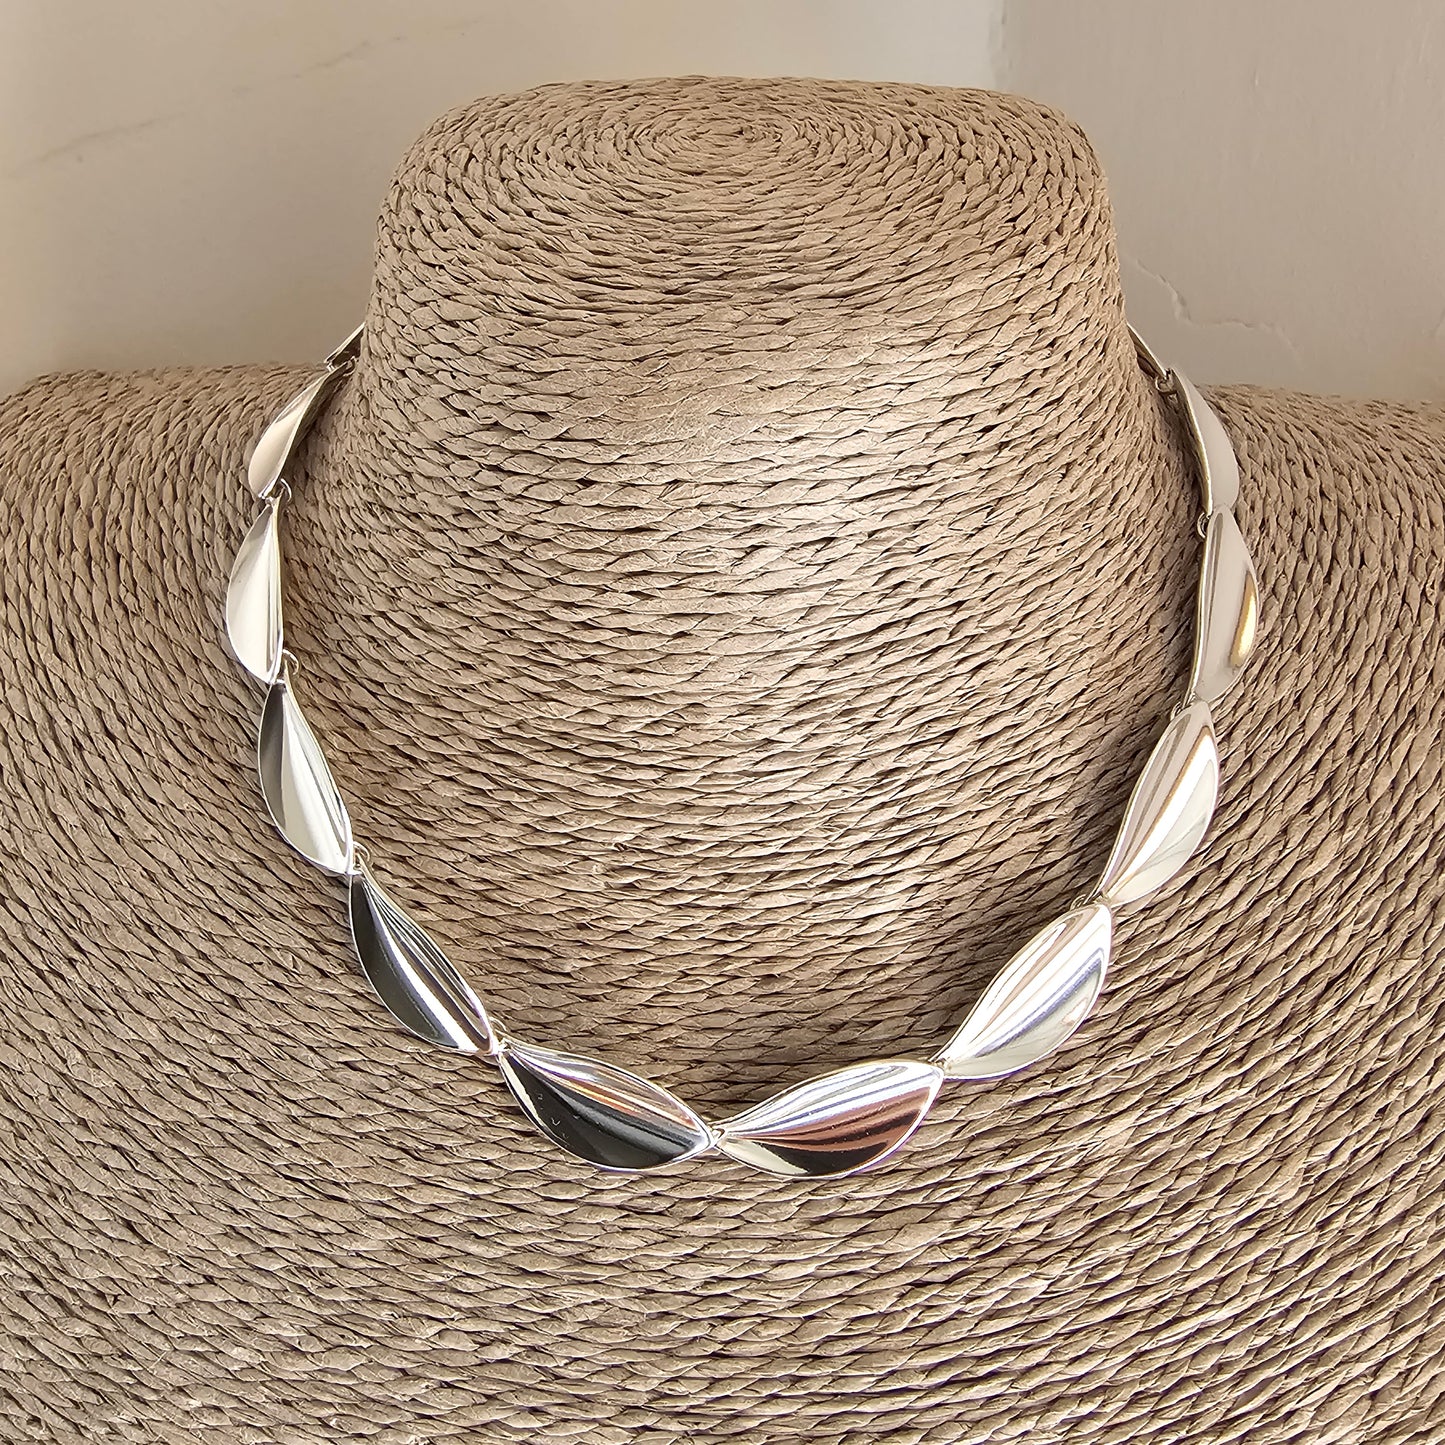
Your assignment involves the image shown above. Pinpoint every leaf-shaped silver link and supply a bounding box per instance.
[348,860,495,1054]
[257,665,353,875]
[324,322,364,369]
[1189,509,1260,706]
[225,500,284,685]
[1127,323,1171,386]
[247,368,346,499]
[933,903,1113,1080]
[497,1041,715,1172]
[1097,700,1220,907]
[1173,372,1241,515]
[716,1060,943,1178]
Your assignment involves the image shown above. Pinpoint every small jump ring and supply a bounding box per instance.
[279,647,301,678]
[1196,511,1210,540]
[348,840,372,875]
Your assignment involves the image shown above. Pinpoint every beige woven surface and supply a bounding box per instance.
[1,75,1442,1444]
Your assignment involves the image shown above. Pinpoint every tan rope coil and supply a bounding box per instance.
[0,75,1441,1444]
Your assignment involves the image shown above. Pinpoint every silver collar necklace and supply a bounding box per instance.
[223,321,1260,1180]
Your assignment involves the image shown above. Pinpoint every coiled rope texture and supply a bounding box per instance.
[1,75,1442,1445]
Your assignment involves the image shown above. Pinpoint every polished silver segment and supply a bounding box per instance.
[1173,371,1241,514]
[224,500,284,684]
[348,859,495,1054]
[257,666,353,875]
[1128,323,1171,385]
[1097,700,1220,907]
[1189,509,1260,705]
[325,321,364,369]
[497,1040,715,1172]
[246,368,345,499]
[716,1060,943,1178]
[934,903,1113,1080]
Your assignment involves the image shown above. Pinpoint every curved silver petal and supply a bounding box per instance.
[1174,371,1240,514]
[1128,323,1170,385]
[934,904,1112,1080]
[257,668,353,875]
[497,1041,714,1172]
[348,860,495,1053]
[324,321,364,369]
[1189,509,1260,706]
[224,501,284,685]
[716,1060,942,1178]
[1098,700,1220,907]
[247,368,344,498]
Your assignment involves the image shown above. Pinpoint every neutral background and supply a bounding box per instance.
[3,0,1442,402]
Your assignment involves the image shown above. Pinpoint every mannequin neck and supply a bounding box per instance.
[271,78,1197,1077]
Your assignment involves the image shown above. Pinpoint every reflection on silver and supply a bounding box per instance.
[257,666,353,875]
[1098,701,1220,907]
[224,501,284,685]
[1190,509,1259,705]
[325,322,364,369]
[1127,323,1170,385]
[934,904,1112,1080]
[498,1040,714,1172]
[716,1060,943,1178]
[348,859,495,1054]
[247,368,345,499]
[1174,372,1241,514]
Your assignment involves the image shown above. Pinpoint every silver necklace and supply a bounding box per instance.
[223,321,1259,1180]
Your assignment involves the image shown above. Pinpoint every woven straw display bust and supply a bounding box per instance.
[2,75,1442,1444]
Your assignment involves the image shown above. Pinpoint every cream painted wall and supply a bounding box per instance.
[4,2,1443,401]
[0,0,999,400]
[999,0,1445,400]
